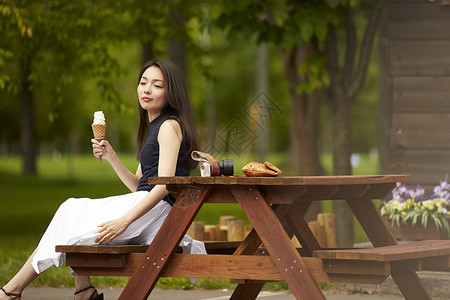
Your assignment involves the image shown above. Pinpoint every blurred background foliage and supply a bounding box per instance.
[0,0,379,168]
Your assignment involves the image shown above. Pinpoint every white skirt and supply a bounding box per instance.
[31,191,206,275]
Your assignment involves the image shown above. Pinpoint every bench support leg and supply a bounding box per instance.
[346,197,432,300]
[391,271,432,300]
[231,186,326,300]
[119,186,211,300]
[230,282,265,300]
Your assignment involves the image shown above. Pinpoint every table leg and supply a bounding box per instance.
[230,282,266,300]
[119,186,211,300]
[346,198,432,300]
[229,221,264,299]
[229,204,307,299]
[346,198,396,247]
[233,227,261,255]
[270,203,321,256]
[231,186,325,300]
[281,201,321,256]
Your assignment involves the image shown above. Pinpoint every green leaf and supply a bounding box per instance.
[432,214,442,229]
[300,22,313,41]
[422,212,429,228]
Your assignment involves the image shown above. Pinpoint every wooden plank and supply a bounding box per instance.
[387,148,450,185]
[392,77,450,113]
[300,185,339,201]
[293,175,409,186]
[391,259,422,272]
[317,213,337,248]
[165,256,330,283]
[422,255,450,271]
[326,274,387,284]
[56,245,149,254]
[205,187,237,203]
[329,185,370,200]
[231,186,326,300]
[66,253,126,268]
[259,186,308,204]
[388,3,450,39]
[163,254,283,281]
[391,41,450,77]
[362,184,398,200]
[169,176,193,185]
[57,241,241,255]
[323,259,389,276]
[149,175,410,187]
[69,253,330,282]
[68,252,394,284]
[119,186,211,300]
[390,113,450,148]
[314,240,450,262]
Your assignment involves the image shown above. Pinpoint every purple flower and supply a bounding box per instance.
[392,182,407,202]
[431,175,450,203]
[393,175,450,204]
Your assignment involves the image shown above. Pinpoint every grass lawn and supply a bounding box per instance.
[0,152,379,290]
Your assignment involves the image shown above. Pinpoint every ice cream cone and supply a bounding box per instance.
[91,111,106,161]
[92,123,106,140]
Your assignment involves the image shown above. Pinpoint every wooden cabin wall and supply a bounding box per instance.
[386,0,450,190]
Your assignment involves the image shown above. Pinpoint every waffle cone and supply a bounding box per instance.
[92,124,106,139]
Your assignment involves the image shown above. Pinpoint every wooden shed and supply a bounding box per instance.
[384,0,450,190]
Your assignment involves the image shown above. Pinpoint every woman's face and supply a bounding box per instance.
[137,66,168,121]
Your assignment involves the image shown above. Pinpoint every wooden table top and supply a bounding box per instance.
[148,174,410,186]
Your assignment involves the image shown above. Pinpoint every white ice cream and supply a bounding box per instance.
[93,111,106,125]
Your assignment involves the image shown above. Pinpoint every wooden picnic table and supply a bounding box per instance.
[57,175,450,300]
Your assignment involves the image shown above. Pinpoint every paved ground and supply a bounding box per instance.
[23,287,404,300]
[19,270,450,299]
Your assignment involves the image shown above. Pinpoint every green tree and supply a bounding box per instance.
[0,0,128,174]
[324,1,383,247]
[216,0,383,246]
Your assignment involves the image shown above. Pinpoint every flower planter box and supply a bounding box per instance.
[384,218,450,240]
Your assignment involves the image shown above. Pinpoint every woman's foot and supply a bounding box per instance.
[74,285,103,300]
[0,287,21,300]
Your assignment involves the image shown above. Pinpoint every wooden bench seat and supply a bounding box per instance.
[56,239,450,287]
[314,240,450,261]
[56,241,242,255]
[313,240,450,275]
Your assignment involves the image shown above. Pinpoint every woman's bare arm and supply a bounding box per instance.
[95,119,182,244]
[92,139,141,192]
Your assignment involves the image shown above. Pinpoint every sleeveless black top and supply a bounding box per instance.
[136,113,191,205]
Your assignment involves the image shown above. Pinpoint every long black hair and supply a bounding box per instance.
[136,59,198,169]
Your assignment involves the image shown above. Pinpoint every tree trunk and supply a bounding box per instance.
[141,42,154,65]
[332,94,354,247]
[256,43,269,162]
[168,9,187,77]
[20,58,36,175]
[282,44,325,221]
[289,91,323,177]
[168,37,187,77]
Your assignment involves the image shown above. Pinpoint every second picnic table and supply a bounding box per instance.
[58,175,450,300]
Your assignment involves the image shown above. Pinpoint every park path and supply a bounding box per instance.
[22,287,404,300]
[21,271,450,300]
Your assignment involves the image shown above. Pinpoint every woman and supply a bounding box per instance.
[0,60,204,300]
